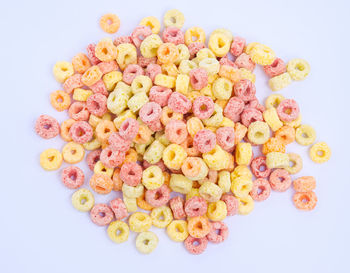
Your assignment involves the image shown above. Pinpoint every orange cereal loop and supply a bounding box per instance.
[275,125,295,145]
[81,65,103,86]
[90,173,113,194]
[180,136,201,157]
[262,137,285,155]
[293,191,317,211]
[187,216,211,238]
[157,43,179,64]
[234,122,247,145]
[225,153,235,172]
[136,193,154,211]
[219,65,241,83]
[112,168,123,191]
[134,124,152,144]
[72,53,91,74]
[163,172,171,186]
[95,39,117,62]
[293,176,316,192]
[160,106,183,126]
[95,120,116,143]
[100,13,120,34]
[50,90,71,111]
[123,148,138,164]
[60,119,75,142]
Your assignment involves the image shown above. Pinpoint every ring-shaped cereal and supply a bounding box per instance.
[89,173,113,194]
[71,188,95,212]
[250,156,271,178]
[135,231,159,254]
[287,58,310,81]
[68,102,90,121]
[295,124,316,146]
[167,92,192,114]
[185,27,206,45]
[100,13,120,34]
[275,125,295,145]
[131,26,153,48]
[145,185,171,207]
[169,196,186,219]
[72,53,91,74]
[95,120,116,144]
[167,220,189,242]
[53,61,74,83]
[230,36,246,56]
[206,221,229,243]
[238,195,254,215]
[293,191,317,211]
[128,212,152,232]
[95,39,117,62]
[90,204,114,226]
[140,16,161,34]
[264,58,286,77]
[221,193,239,216]
[157,43,179,64]
[184,235,208,255]
[40,148,63,171]
[100,146,125,169]
[69,121,93,144]
[240,107,263,127]
[187,216,211,238]
[50,90,71,111]
[165,119,188,144]
[265,94,285,109]
[86,93,108,117]
[107,221,129,243]
[150,206,173,228]
[231,177,253,198]
[162,27,185,45]
[247,121,270,145]
[283,153,303,174]
[269,169,291,192]
[276,99,300,122]
[215,127,235,151]
[193,129,216,153]
[137,193,154,211]
[309,142,331,163]
[208,32,231,57]
[185,196,208,217]
[207,200,227,221]
[163,9,185,29]
[110,198,128,220]
[61,166,84,189]
[293,176,316,192]
[35,115,60,139]
[249,43,275,65]
[86,149,101,171]
[62,142,85,164]
[60,119,75,142]
[250,178,271,201]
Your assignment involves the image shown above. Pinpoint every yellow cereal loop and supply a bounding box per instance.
[131,75,153,94]
[218,171,231,193]
[127,92,149,112]
[178,60,197,75]
[175,44,190,65]
[155,132,170,146]
[129,212,152,232]
[266,152,289,169]
[103,71,122,91]
[53,61,74,83]
[296,124,316,146]
[94,161,113,177]
[83,135,101,151]
[122,184,144,198]
[113,110,136,129]
[287,58,310,81]
[219,117,234,128]
[116,43,137,70]
[167,220,189,242]
[247,121,270,144]
[62,142,85,164]
[263,107,283,131]
[265,94,285,109]
[238,196,254,215]
[212,77,233,100]
[187,117,204,138]
[211,28,233,42]
[231,176,253,198]
[203,145,229,170]
[284,153,303,174]
[196,48,216,63]
[71,188,94,212]
[231,165,252,181]
[123,194,138,212]
[164,9,185,28]
[203,104,224,127]
[140,34,163,58]
[199,181,223,202]
[142,166,164,190]
[151,206,173,228]
[135,231,158,254]
[140,16,161,34]
[175,74,190,95]
[40,148,63,171]
[239,68,256,83]
[249,43,275,65]
[199,58,220,76]
[170,174,193,194]
[208,32,231,57]
[207,200,227,221]
[185,27,206,45]
[235,143,252,165]
[186,188,200,200]
[154,74,176,89]
[107,89,129,115]
[162,144,187,170]
[107,221,129,243]
[162,63,179,77]
[268,72,292,91]
[143,140,165,164]
[244,42,259,55]
[73,88,93,101]
[309,142,331,163]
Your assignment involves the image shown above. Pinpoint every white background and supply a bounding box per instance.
[0,0,349,272]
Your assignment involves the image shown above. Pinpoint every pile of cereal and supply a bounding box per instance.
[36,9,331,255]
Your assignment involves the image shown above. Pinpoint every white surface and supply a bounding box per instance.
[0,0,349,272]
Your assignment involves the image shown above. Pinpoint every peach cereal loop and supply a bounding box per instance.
[100,13,120,34]
[40,148,62,171]
[293,191,317,211]
[309,142,331,163]
[50,90,71,111]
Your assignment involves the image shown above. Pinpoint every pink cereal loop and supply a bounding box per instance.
[108,132,131,152]
[61,166,84,189]
[184,236,208,255]
[276,99,300,122]
[145,185,171,207]
[246,98,265,113]
[189,68,208,91]
[185,196,208,217]
[206,221,229,243]
[240,107,263,127]
[100,146,126,168]
[131,26,153,47]
[250,178,271,201]
[167,92,192,114]
[188,42,205,59]
[193,129,216,153]
[86,93,108,117]
[86,149,102,171]
[139,102,162,124]
[113,36,133,47]
[97,61,118,74]
[110,198,128,220]
[224,96,245,122]
[86,43,101,65]
[169,196,186,219]
[146,63,162,82]
[119,162,143,186]
[264,58,286,78]
[216,127,235,151]
[269,169,292,192]
[122,64,144,84]
[219,55,237,68]
[69,121,93,144]
[192,96,215,120]
[230,36,246,57]
[90,79,108,96]
[138,56,157,68]
[35,115,60,139]
[119,118,139,141]
[90,204,114,226]
[63,74,83,94]
[221,193,239,216]
[149,86,172,107]
[235,53,256,72]
[162,27,185,45]
[250,156,271,178]
[165,119,188,144]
